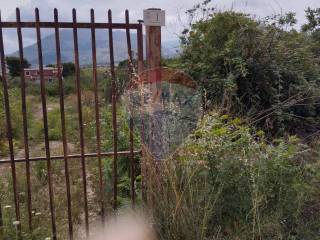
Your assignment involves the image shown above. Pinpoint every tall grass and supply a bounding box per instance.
[145,113,320,240]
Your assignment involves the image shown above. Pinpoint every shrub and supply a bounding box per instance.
[5,56,30,78]
[100,106,141,208]
[62,62,75,77]
[148,113,320,239]
[180,7,320,137]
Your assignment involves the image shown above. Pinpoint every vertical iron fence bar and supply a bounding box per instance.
[0,203,3,239]
[125,9,135,207]
[72,8,89,237]
[108,9,118,210]
[54,9,73,240]
[90,9,105,223]
[136,23,146,202]
[35,8,57,240]
[0,202,2,227]
[137,26,144,143]
[16,8,33,232]
[0,10,21,232]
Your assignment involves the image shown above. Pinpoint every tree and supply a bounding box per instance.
[302,8,320,32]
[62,62,75,77]
[6,56,30,78]
[302,8,320,57]
[179,4,320,137]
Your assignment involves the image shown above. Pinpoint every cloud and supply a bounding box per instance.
[0,0,319,53]
[0,0,196,53]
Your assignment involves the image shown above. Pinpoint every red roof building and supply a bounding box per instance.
[24,67,62,83]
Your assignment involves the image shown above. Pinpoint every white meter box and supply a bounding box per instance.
[143,9,165,26]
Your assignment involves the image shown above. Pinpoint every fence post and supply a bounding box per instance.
[144,8,167,161]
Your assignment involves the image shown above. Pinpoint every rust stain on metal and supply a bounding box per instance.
[35,7,57,240]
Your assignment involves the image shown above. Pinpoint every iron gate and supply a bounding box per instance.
[0,8,144,239]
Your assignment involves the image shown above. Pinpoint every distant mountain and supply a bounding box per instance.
[162,39,181,58]
[11,29,180,66]
[11,29,138,66]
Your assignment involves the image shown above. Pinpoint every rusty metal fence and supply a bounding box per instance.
[0,8,144,240]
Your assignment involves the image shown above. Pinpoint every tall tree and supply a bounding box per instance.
[180,3,320,136]
[62,62,75,77]
[6,56,30,78]
[302,8,320,57]
[302,8,320,32]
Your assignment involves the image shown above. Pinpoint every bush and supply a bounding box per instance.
[5,56,30,78]
[100,106,141,208]
[180,7,320,137]
[62,62,75,77]
[148,113,320,239]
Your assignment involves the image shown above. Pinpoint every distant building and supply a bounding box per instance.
[24,67,62,83]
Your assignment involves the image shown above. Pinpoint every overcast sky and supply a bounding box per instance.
[0,0,319,53]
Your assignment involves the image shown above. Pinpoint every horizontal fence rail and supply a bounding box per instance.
[0,22,141,29]
[0,7,144,240]
[0,150,141,164]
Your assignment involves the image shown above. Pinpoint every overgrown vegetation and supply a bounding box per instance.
[1,2,320,240]
[179,3,320,137]
[0,66,139,239]
[148,2,320,239]
[5,57,30,78]
[149,113,320,239]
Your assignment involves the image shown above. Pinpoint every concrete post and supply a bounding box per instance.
[144,8,168,161]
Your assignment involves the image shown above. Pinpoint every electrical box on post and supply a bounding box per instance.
[143,9,165,26]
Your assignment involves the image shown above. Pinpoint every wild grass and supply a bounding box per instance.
[0,83,139,239]
[145,113,320,240]
[1,62,320,239]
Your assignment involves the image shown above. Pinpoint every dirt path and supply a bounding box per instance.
[34,101,60,120]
